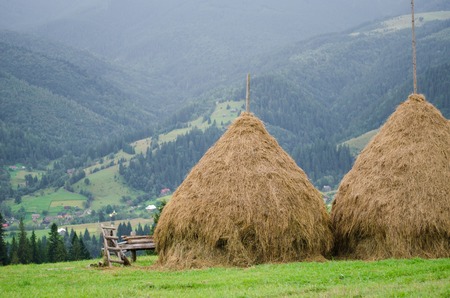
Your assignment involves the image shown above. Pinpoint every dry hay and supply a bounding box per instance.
[154,112,332,269]
[331,94,450,260]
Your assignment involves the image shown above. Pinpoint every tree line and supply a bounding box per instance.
[119,114,354,193]
[0,137,136,204]
[0,212,152,266]
[120,126,223,197]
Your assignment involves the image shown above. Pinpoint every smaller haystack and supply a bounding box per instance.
[331,94,450,260]
[154,112,332,269]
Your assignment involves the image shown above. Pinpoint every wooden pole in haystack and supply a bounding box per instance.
[411,0,418,94]
[246,73,251,112]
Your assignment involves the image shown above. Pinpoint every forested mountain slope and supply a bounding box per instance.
[248,13,450,143]
[126,13,450,193]
[1,10,450,202]
[4,0,447,104]
[0,31,158,165]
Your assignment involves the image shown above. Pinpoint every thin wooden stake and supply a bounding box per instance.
[246,73,250,112]
[411,0,418,94]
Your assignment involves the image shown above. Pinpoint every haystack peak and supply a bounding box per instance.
[408,93,425,102]
[155,113,332,268]
[331,94,450,260]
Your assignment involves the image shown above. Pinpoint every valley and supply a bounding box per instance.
[0,5,449,252]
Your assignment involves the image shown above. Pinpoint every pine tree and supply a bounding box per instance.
[90,235,99,258]
[116,222,123,240]
[47,223,66,263]
[151,200,167,234]
[143,224,151,236]
[38,235,48,263]
[126,221,132,236]
[64,228,74,252]
[55,238,67,262]
[30,230,39,264]
[0,213,7,265]
[17,218,30,264]
[79,233,91,260]
[136,223,144,236]
[47,223,59,262]
[69,232,81,261]
[9,236,19,265]
[83,228,91,242]
[36,238,45,264]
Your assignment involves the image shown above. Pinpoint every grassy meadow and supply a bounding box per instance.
[343,129,379,156]
[75,164,143,209]
[0,256,448,297]
[158,100,245,144]
[10,188,86,218]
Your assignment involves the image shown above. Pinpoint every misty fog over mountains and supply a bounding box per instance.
[1,0,449,171]
[3,0,445,103]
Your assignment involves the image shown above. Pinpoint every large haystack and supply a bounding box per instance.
[331,94,450,260]
[154,112,332,269]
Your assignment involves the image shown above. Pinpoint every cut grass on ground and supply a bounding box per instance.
[0,257,448,297]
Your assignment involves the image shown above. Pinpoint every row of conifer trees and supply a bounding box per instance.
[0,216,92,266]
[0,212,152,266]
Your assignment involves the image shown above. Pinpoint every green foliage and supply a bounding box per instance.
[293,142,354,189]
[69,232,91,261]
[47,223,66,263]
[121,126,222,196]
[343,129,379,156]
[0,169,13,202]
[30,230,39,264]
[8,236,18,265]
[0,213,7,265]
[0,32,158,166]
[151,200,168,234]
[17,218,30,264]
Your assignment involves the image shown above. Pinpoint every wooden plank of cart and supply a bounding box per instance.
[118,235,155,262]
[101,225,131,267]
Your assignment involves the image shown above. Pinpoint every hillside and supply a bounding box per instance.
[0,31,161,165]
[1,11,450,232]
[232,11,450,144]
[128,12,450,192]
[4,0,448,104]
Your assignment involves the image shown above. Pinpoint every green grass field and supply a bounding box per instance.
[158,100,245,144]
[7,166,43,190]
[74,164,144,210]
[10,188,86,216]
[0,257,448,297]
[343,129,379,156]
[210,100,245,128]
[132,137,152,154]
